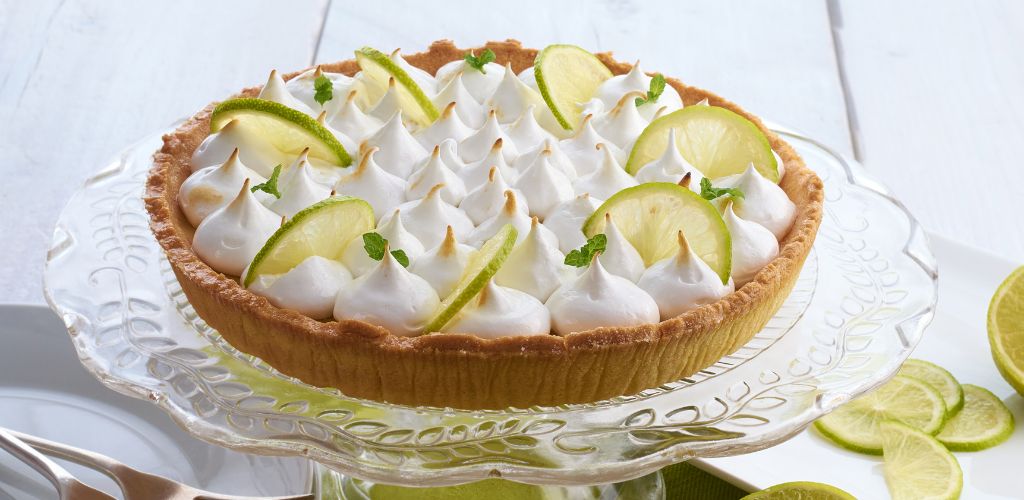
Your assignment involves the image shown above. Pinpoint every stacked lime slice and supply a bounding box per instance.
[210,98,352,166]
[534,44,613,130]
[355,47,439,127]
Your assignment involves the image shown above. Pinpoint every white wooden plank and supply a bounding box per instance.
[833,0,1024,262]
[318,0,853,155]
[0,0,327,303]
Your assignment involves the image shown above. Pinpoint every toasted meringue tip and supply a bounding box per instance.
[346,89,358,102]
[314,65,324,77]
[316,110,328,123]
[431,144,441,157]
[439,225,457,256]
[502,190,518,213]
[614,91,647,111]
[425,183,446,198]
[491,137,503,150]
[487,166,498,182]
[441,101,458,117]
[226,148,240,163]
[679,172,692,188]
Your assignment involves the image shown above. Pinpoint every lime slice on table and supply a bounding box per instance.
[624,106,778,181]
[740,481,855,500]
[898,358,964,416]
[582,183,731,282]
[936,384,1015,451]
[369,479,567,500]
[210,98,352,166]
[355,47,439,127]
[988,265,1024,396]
[881,421,963,500]
[534,44,613,130]
[813,375,946,455]
[424,224,518,332]
[243,196,375,287]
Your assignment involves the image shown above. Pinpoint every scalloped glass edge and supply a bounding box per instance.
[42,122,937,487]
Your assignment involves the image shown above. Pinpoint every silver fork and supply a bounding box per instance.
[0,427,314,500]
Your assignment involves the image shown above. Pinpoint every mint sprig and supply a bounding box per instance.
[362,232,410,267]
[464,49,496,74]
[699,177,744,201]
[313,75,333,106]
[564,233,607,267]
[635,74,666,107]
[250,164,282,199]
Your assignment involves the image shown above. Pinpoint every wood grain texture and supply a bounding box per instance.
[0,0,327,303]
[832,0,1024,262]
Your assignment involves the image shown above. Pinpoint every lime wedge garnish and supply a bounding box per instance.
[582,183,731,282]
[355,47,439,127]
[534,44,613,130]
[988,265,1024,396]
[881,421,963,500]
[424,224,517,332]
[625,106,777,181]
[243,196,374,287]
[898,359,964,416]
[740,481,855,500]
[210,98,352,166]
[814,375,947,455]
[936,384,1015,451]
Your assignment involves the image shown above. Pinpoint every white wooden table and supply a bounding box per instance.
[4,0,1022,303]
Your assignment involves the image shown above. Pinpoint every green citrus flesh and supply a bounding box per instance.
[582,183,731,282]
[624,105,778,181]
[936,384,1015,451]
[740,481,855,500]
[814,375,946,455]
[881,421,963,500]
[355,47,439,127]
[534,44,613,130]
[210,98,352,166]
[898,359,964,416]
[988,265,1024,396]
[243,196,375,286]
[424,224,517,332]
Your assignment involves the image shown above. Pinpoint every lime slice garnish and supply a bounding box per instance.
[740,481,855,500]
[624,106,778,181]
[210,98,352,166]
[814,375,947,455]
[988,265,1024,396]
[881,421,963,500]
[534,44,613,131]
[582,183,731,282]
[898,359,965,416]
[936,384,1015,451]
[424,224,517,332]
[243,196,374,287]
[355,47,439,127]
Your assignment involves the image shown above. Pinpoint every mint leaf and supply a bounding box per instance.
[635,74,666,107]
[464,49,496,74]
[362,232,410,267]
[564,233,608,267]
[699,177,744,201]
[313,75,333,106]
[250,164,282,198]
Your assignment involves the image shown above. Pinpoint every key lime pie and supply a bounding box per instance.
[146,40,823,409]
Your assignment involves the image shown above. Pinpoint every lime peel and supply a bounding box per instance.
[355,47,439,126]
[210,98,352,166]
[988,265,1024,396]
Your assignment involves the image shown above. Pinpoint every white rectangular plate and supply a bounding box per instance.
[696,234,1024,499]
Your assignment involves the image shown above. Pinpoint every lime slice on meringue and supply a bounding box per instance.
[355,47,440,127]
[625,106,777,181]
[535,44,613,130]
[243,196,374,287]
[210,98,352,166]
[424,224,517,332]
[583,183,731,283]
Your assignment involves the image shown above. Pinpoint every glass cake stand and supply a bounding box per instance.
[43,123,937,495]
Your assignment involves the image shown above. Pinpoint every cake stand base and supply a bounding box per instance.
[314,464,665,499]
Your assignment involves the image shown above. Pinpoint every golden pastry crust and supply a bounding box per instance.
[145,39,824,409]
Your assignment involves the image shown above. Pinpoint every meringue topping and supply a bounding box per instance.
[443,280,551,338]
[459,167,528,225]
[634,129,704,190]
[389,49,436,93]
[190,119,279,174]
[543,193,602,254]
[512,138,578,180]
[416,102,474,148]
[333,147,407,218]
[341,211,425,277]
[459,110,519,163]
[485,63,547,124]
[723,202,779,285]
[504,105,555,151]
[435,58,504,104]
[410,226,473,297]
[495,217,572,301]
[431,74,486,128]
[362,111,428,179]
[598,214,646,282]
[513,149,575,219]
[468,191,550,246]
[572,144,638,200]
[596,62,683,121]
[179,149,268,226]
[328,90,384,143]
[719,164,796,240]
[559,115,625,176]
[367,77,404,122]
[594,92,649,150]
[269,160,331,218]
[258,70,316,116]
[286,66,357,116]
[545,256,660,336]
[407,145,467,205]
[437,138,467,172]
[638,231,734,320]
[192,180,281,277]
[459,138,518,190]
[333,244,440,337]
[247,255,352,319]
[385,184,475,248]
